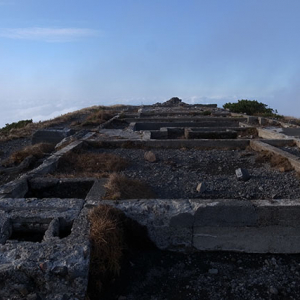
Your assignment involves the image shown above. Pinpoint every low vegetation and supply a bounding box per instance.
[104,172,156,200]
[56,151,128,177]
[223,99,282,117]
[88,205,125,296]
[3,143,54,166]
[88,204,155,298]
[0,119,33,134]
[81,108,116,126]
[0,106,110,141]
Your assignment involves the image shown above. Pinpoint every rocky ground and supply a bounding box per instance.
[2,119,300,299]
[87,147,300,200]
[101,248,300,300]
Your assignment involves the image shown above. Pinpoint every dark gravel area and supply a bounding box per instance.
[0,137,31,163]
[280,146,300,158]
[0,137,31,186]
[102,249,300,300]
[90,148,300,200]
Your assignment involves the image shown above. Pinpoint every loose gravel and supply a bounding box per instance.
[90,147,300,200]
[102,249,300,300]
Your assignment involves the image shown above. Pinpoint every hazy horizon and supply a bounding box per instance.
[1,0,300,128]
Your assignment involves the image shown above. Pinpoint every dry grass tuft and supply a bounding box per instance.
[104,173,156,200]
[81,109,116,126]
[4,143,54,166]
[88,205,125,295]
[255,151,293,172]
[0,105,105,141]
[87,204,155,298]
[56,152,128,176]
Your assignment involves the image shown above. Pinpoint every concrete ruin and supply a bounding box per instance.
[1,100,300,298]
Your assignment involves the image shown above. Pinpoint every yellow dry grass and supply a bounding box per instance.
[56,152,128,176]
[0,105,104,141]
[103,172,156,200]
[88,205,125,294]
[3,143,55,166]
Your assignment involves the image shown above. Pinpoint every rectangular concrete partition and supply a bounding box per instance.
[102,198,300,253]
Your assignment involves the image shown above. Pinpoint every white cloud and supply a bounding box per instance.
[0,27,100,42]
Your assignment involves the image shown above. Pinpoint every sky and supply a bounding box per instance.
[1,0,300,127]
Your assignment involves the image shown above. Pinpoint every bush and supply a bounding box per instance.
[0,119,33,134]
[202,110,211,116]
[4,143,54,166]
[88,205,125,295]
[223,100,276,116]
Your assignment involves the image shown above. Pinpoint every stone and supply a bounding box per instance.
[196,182,207,193]
[235,168,251,181]
[258,117,268,126]
[144,151,157,162]
[208,268,219,275]
[269,286,278,295]
[51,266,68,276]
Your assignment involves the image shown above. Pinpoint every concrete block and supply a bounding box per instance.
[32,128,73,145]
[0,199,89,299]
[235,168,251,181]
[282,128,300,137]
[85,179,107,204]
[193,226,300,253]
[246,116,258,124]
[102,199,194,250]
[0,177,28,198]
[257,128,288,139]
[258,117,268,126]
[194,200,257,227]
[186,130,238,139]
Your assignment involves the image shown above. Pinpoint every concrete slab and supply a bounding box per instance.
[99,198,300,253]
[193,226,300,253]
[87,139,250,150]
[0,198,89,299]
[32,128,74,145]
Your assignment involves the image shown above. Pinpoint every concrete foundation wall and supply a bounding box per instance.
[134,121,242,131]
[87,139,250,149]
[101,199,300,253]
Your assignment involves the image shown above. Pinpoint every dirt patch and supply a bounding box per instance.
[255,151,293,172]
[25,180,94,198]
[2,143,54,166]
[55,151,128,177]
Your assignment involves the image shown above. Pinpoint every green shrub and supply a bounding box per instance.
[223,100,276,116]
[202,110,211,116]
[0,119,33,133]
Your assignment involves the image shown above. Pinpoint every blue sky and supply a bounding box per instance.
[1,0,300,127]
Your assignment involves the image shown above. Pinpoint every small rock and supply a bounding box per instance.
[51,266,68,276]
[269,286,278,295]
[208,268,218,275]
[144,151,157,162]
[196,182,207,193]
[235,168,251,181]
[39,262,48,272]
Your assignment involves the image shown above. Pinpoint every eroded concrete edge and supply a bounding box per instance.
[99,199,300,253]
